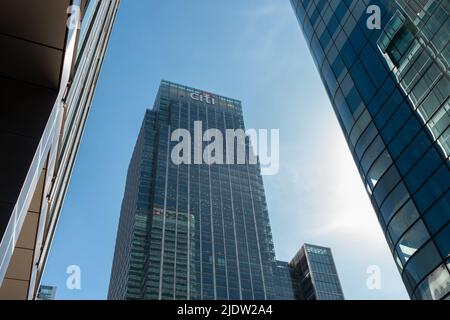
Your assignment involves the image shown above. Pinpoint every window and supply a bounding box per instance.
[414,164,450,212]
[360,44,389,86]
[435,224,450,259]
[396,131,432,175]
[373,165,401,205]
[388,116,422,159]
[334,89,354,132]
[350,110,371,145]
[414,264,450,300]
[385,23,416,68]
[350,59,376,104]
[368,76,396,116]
[366,151,393,190]
[348,23,367,55]
[381,102,412,144]
[404,146,443,193]
[331,55,346,83]
[322,58,338,96]
[373,90,405,129]
[428,101,450,140]
[388,200,420,245]
[410,64,442,105]
[403,240,441,286]
[380,182,410,224]
[352,123,377,158]
[346,87,365,118]
[340,33,357,68]
[361,136,385,173]
[423,190,450,234]
[397,219,430,265]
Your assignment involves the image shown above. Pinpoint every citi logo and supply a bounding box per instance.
[190,92,216,105]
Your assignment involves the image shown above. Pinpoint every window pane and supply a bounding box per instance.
[380,182,410,223]
[423,190,450,234]
[388,200,420,245]
[414,264,450,300]
[403,240,441,285]
[367,151,393,190]
[397,220,430,265]
[435,224,450,259]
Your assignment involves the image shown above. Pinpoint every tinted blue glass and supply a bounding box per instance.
[396,131,432,175]
[341,38,357,68]
[381,102,412,143]
[435,224,450,258]
[403,241,441,285]
[414,165,450,212]
[350,59,376,104]
[360,43,389,86]
[423,191,450,234]
[388,116,422,159]
[348,25,367,54]
[373,91,405,129]
[404,147,443,193]
[292,0,450,300]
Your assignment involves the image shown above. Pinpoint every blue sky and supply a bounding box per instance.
[42,0,409,300]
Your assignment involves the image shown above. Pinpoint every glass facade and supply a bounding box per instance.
[108,81,277,300]
[290,0,449,299]
[290,244,344,300]
[36,285,57,300]
[273,261,296,300]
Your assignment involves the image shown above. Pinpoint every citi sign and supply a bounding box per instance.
[190,92,216,105]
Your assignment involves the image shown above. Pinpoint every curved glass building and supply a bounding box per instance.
[290,0,449,299]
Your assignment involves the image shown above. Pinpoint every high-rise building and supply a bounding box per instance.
[108,80,345,300]
[290,244,344,300]
[290,0,449,300]
[36,285,57,301]
[108,80,277,300]
[0,0,120,299]
[272,261,296,300]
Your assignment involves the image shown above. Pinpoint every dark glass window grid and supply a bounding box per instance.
[290,0,450,299]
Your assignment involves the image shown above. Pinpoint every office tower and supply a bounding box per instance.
[108,80,348,301]
[109,80,277,300]
[36,285,57,300]
[0,0,119,299]
[290,244,344,300]
[272,261,296,300]
[290,0,449,300]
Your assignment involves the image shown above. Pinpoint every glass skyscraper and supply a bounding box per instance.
[108,81,345,300]
[109,80,277,300]
[36,285,57,301]
[273,261,296,300]
[290,0,449,299]
[290,244,344,300]
[0,0,119,299]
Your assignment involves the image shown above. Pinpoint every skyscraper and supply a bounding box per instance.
[290,244,344,300]
[36,285,57,301]
[108,80,277,300]
[272,261,296,300]
[108,80,347,300]
[290,0,449,299]
[0,0,120,299]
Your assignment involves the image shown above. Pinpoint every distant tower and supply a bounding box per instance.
[290,244,344,300]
